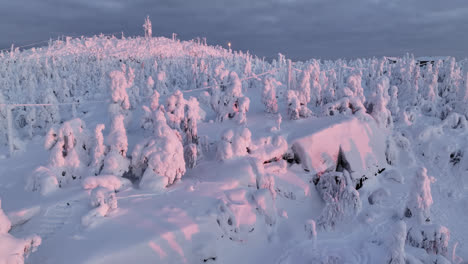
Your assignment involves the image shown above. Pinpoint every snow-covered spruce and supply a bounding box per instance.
[102,114,130,177]
[406,167,435,223]
[131,108,185,191]
[30,119,91,190]
[316,171,362,230]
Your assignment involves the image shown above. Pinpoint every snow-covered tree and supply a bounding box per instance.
[102,114,130,177]
[386,221,406,264]
[407,167,435,223]
[91,124,106,176]
[182,97,200,145]
[316,171,361,230]
[216,127,252,161]
[109,64,133,117]
[143,16,152,39]
[367,76,392,128]
[165,90,186,130]
[40,118,91,188]
[132,109,186,191]
[262,77,279,113]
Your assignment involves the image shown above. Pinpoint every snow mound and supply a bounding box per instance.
[291,116,386,186]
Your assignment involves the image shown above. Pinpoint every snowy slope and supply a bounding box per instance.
[1,31,468,264]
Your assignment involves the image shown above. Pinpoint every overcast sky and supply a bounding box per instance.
[1,0,467,61]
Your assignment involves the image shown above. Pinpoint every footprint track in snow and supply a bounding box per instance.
[36,201,83,240]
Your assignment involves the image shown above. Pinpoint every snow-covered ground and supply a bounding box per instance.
[1,27,468,263]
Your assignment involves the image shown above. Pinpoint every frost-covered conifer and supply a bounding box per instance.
[236,96,250,125]
[165,90,186,130]
[216,127,252,161]
[109,64,133,117]
[155,71,169,95]
[183,97,200,145]
[132,109,186,191]
[407,167,435,223]
[367,76,392,128]
[146,76,155,98]
[143,16,152,39]
[91,124,106,176]
[102,115,130,177]
[262,77,279,113]
[37,119,91,189]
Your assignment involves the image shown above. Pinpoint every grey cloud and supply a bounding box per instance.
[0,0,467,60]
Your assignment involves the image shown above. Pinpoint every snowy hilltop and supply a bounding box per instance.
[0,20,468,264]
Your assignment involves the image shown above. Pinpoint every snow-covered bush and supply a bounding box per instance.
[108,64,133,117]
[216,127,252,161]
[406,167,435,223]
[386,221,407,264]
[367,76,392,128]
[286,90,311,120]
[182,97,201,145]
[132,109,185,191]
[90,124,106,176]
[316,171,361,230]
[211,71,250,123]
[262,77,279,113]
[26,166,59,195]
[81,187,118,227]
[102,115,130,177]
[407,224,450,257]
[0,199,41,264]
[165,90,186,130]
[41,118,91,188]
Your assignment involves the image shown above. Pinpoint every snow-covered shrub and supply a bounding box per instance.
[165,90,186,130]
[108,64,133,117]
[182,97,201,145]
[388,85,400,120]
[90,124,106,176]
[407,224,450,257]
[386,221,407,264]
[236,96,250,125]
[0,199,41,264]
[211,71,250,123]
[132,109,185,191]
[406,167,435,223]
[82,175,131,192]
[42,118,91,188]
[216,127,252,161]
[262,77,279,113]
[102,115,130,177]
[26,166,59,195]
[323,97,365,117]
[316,171,361,230]
[286,90,311,120]
[367,187,390,205]
[81,187,118,227]
[35,87,61,132]
[367,76,393,128]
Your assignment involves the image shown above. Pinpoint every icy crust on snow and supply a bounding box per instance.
[290,116,387,184]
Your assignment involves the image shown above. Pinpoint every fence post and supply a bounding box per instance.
[6,105,14,157]
[287,59,292,90]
